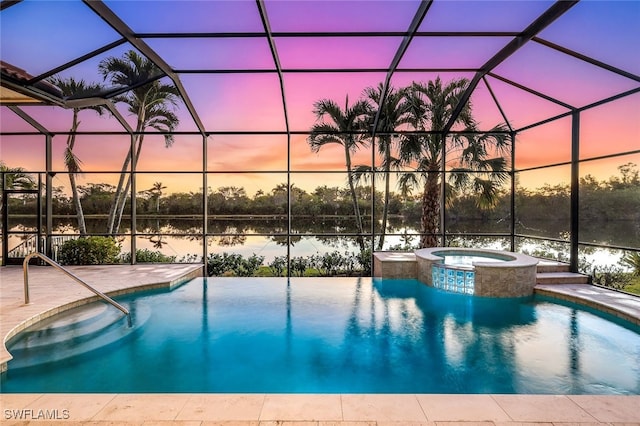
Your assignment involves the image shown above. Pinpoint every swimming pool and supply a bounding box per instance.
[2,277,639,394]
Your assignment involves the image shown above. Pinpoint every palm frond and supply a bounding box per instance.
[351,165,375,186]
[64,147,83,174]
[398,172,418,198]
[472,177,502,209]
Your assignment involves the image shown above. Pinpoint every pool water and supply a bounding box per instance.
[2,277,639,394]
[439,254,506,266]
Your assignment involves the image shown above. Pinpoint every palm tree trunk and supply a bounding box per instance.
[69,173,86,236]
[377,140,391,250]
[113,133,145,234]
[420,172,440,248]
[345,143,365,252]
[66,111,87,236]
[107,115,145,236]
[106,147,132,235]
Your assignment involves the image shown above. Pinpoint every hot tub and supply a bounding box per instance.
[415,247,539,297]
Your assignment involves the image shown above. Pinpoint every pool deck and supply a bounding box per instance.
[1,265,639,425]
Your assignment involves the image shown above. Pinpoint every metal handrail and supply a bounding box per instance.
[23,252,132,327]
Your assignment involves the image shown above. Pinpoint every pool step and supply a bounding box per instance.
[7,302,150,370]
[535,260,590,284]
[9,304,112,350]
[9,306,125,351]
[536,260,571,273]
[536,272,590,285]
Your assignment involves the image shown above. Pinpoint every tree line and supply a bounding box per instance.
[5,162,638,233]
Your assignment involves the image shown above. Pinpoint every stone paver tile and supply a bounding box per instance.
[0,393,44,411]
[494,422,554,426]
[260,395,342,421]
[568,395,640,423]
[341,394,427,422]
[377,422,435,426]
[320,422,378,426]
[0,420,29,426]
[434,422,495,426]
[93,394,190,421]
[18,423,114,426]
[201,421,259,426]
[417,394,511,422]
[142,421,203,426]
[9,393,118,422]
[71,422,145,426]
[549,422,609,426]
[176,394,265,421]
[259,422,318,426]
[492,395,597,423]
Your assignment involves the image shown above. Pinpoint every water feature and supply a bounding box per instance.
[416,248,538,297]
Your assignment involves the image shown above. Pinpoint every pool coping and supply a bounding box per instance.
[415,246,539,268]
[535,283,640,327]
[0,393,639,424]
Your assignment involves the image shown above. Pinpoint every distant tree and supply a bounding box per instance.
[78,183,116,213]
[610,162,639,189]
[148,182,167,213]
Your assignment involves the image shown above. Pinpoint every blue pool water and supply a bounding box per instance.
[439,254,506,266]
[2,277,640,394]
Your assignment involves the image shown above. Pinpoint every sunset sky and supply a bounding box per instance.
[1,0,638,195]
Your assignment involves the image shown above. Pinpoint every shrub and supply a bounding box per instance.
[206,252,265,277]
[269,256,287,277]
[319,251,344,276]
[289,256,308,277]
[207,250,371,277]
[58,236,121,265]
[356,247,372,276]
[591,265,631,290]
[120,249,176,263]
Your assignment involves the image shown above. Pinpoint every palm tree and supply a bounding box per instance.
[48,76,105,236]
[99,50,180,236]
[363,83,412,250]
[308,96,372,252]
[148,181,167,213]
[621,251,640,276]
[0,161,36,190]
[0,161,37,209]
[401,77,510,248]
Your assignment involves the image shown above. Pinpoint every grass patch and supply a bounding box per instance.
[623,276,640,295]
